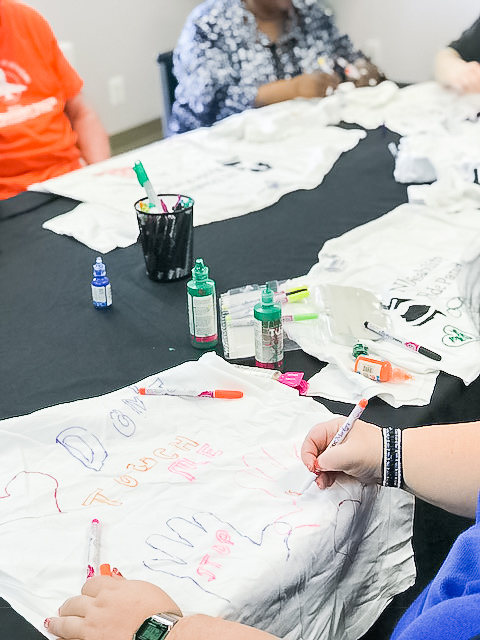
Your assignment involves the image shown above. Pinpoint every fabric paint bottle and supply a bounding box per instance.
[254,288,284,369]
[354,355,412,382]
[187,257,218,349]
[91,256,112,309]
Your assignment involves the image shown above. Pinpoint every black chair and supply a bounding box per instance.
[157,50,178,137]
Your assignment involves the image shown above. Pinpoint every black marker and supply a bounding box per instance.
[364,321,442,362]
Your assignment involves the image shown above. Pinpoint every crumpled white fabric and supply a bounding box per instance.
[42,202,139,253]
[407,171,480,213]
[0,353,414,640]
[390,119,480,184]
[282,203,480,407]
[340,81,480,136]
[34,99,364,251]
[337,80,400,129]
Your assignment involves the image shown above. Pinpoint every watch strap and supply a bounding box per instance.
[133,612,181,640]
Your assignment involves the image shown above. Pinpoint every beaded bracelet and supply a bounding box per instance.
[382,427,403,488]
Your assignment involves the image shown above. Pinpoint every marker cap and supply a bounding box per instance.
[133,161,148,186]
[213,390,243,399]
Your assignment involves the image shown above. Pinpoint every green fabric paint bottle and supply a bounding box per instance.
[254,287,283,369]
[187,258,218,349]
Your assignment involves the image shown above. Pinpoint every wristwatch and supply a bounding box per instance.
[133,613,181,640]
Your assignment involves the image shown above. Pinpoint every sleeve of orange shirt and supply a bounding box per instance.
[38,12,111,163]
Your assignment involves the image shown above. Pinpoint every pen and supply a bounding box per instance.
[86,518,100,579]
[133,160,163,212]
[299,398,368,494]
[364,321,442,362]
[138,387,243,399]
[226,312,318,327]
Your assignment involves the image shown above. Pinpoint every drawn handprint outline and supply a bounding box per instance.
[144,511,291,602]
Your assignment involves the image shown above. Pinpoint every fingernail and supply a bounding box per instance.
[112,567,123,577]
[44,618,51,629]
[100,563,111,576]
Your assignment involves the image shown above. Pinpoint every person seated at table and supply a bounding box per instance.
[169,0,385,134]
[0,0,110,200]
[434,15,480,93]
[46,416,480,640]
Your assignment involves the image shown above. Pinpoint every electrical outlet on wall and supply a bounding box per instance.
[108,75,126,106]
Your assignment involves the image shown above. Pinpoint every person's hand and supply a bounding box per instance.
[448,58,480,93]
[293,70,341,98]
[347,58,386,88]
[300,417,383,489]
[46,575,182,640]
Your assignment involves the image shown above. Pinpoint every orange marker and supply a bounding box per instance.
[138,387,243,399]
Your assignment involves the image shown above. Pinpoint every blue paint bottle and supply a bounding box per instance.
[91,256,112,309]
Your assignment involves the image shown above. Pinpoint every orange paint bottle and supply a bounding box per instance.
[354,355,413,383]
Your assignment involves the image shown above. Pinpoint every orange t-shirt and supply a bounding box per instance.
[0,0,84,199]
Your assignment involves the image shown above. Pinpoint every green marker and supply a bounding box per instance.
[227,312,318,327]
[133,160,162,211]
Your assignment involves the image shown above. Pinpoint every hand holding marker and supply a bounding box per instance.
[86,518,121,580]
[86,518,100,579]
[299,398,368,494]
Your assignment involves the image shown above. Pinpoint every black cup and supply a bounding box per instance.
[135,194,194,282]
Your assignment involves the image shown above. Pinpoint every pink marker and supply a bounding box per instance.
[86,518,100,579]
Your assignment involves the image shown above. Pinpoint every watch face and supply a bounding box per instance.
[135,618,171,640]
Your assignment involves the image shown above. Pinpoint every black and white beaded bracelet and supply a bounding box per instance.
[382,427,403,488]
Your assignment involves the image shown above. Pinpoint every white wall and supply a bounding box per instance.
[23,0,201,135]
[22,1,480,133]
[329,0,479,84]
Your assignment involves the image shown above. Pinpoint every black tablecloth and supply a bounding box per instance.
[0,126,476,639]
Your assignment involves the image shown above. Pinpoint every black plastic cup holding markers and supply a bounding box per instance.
[134,194,194,282]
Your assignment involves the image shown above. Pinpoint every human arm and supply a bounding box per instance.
[46,575,279,640]
[434,47,480,93]
[64,93,111,164]
[344,57,386,88]
[300,417,480,519]
[170,15,258,133]
[303,5,385,88]
[255,70,340,106]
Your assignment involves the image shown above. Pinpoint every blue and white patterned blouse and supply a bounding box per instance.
[169,0,363,134]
